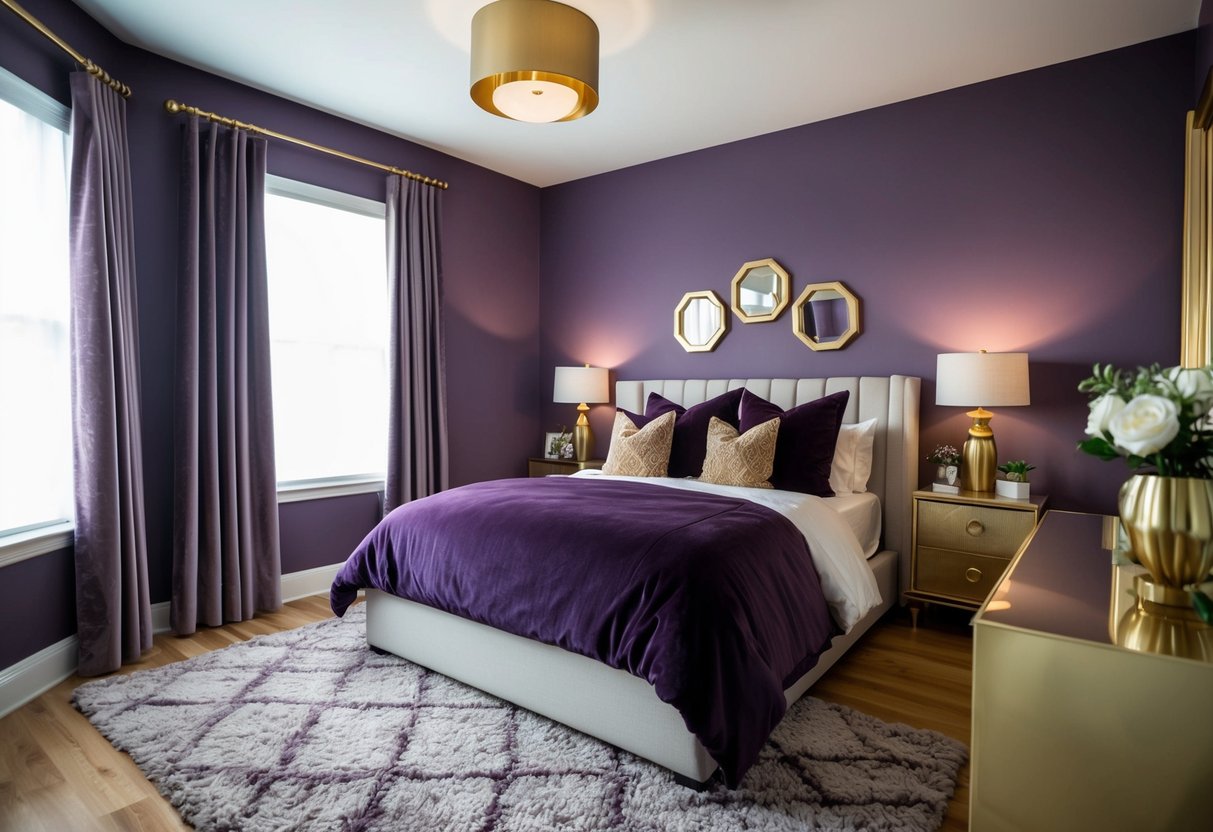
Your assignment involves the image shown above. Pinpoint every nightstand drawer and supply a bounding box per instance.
[915,547,1006,603]
[916,500,1035,558]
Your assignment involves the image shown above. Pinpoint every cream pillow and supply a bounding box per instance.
[829,418,878,495]
[699,416,779,489]
[602,410,675,477]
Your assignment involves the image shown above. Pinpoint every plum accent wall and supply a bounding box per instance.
[1199,0,1213,95]
[0,0,541,668]
[0,3,1202,673]
[539,32,1194,518]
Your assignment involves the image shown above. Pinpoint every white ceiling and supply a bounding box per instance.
[73,0,1200,187]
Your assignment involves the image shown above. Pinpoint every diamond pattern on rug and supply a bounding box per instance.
[73,604,967,832]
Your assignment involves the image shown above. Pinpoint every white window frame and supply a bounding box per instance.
[0,66,73,567]
[264,175,387,504]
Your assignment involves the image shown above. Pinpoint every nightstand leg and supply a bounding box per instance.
[909,600,923,629]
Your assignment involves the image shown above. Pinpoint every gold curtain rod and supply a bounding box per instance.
[164,99,450,190]
[0,0,130,97]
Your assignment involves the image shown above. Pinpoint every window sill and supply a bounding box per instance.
[277,476,384,504]
[0,522,74,568]
[0,477,386,567]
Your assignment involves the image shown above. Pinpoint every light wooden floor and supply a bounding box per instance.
[0,597,972,831]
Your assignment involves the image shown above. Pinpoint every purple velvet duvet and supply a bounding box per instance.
[330,476,835,785]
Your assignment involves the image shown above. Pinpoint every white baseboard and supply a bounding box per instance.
[152,600,171,634]
[0,636,78,720]
[281,562,344,603]
[0,562,346,719]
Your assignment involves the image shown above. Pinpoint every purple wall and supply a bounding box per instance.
[1199,1,1213,96]
[1,0,541,665]
[539,33,1193,517]
[0,1,1202,672]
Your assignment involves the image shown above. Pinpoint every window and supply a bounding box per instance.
[0,67,72,542]
[264,176,388,490]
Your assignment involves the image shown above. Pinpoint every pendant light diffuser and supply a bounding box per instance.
[470,0,599,123]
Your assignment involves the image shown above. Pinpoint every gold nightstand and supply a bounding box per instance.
[527,457,605,477]
[907,489,1047,625]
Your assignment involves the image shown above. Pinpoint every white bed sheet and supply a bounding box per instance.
[569,470,881,633]
[824,491,882,560]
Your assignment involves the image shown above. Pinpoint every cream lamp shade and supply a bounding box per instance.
[553,365,609,462]
[936,352,1031,408]
[936,351,1030,493]
[470,0,600,123]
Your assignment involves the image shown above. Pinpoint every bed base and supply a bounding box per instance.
[365,548,897,783]
[365,375,918,783]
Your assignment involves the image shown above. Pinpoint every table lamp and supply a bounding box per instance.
[553,364,609,461]
[936,351,1030,493]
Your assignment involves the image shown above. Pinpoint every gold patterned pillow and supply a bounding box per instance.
[601,410,675,477]
[699,416,779,488]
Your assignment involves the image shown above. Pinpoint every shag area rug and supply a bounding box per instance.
[74,605,967,831]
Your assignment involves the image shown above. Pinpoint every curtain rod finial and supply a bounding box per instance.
[164,99,183,114]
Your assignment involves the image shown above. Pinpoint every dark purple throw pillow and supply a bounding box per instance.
[639,388,743,478]
[616,390,679,429]
[738,388,850,496]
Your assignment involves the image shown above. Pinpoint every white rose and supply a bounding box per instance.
[1161,366,1213,411]
[1085,394,1125,437]
[1108,395,1180,457]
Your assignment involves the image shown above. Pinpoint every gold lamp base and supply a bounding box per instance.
[959,407,997,493]
[573,403,593,462]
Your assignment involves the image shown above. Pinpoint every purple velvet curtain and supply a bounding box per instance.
[68,73,152,676]
[385,176,448,512]
[171,117,281,635]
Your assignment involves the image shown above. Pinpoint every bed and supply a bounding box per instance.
[333,375,920,787]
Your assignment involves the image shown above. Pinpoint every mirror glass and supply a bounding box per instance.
[730,258,790,323]
[684,298,721,344]
[807,290,847,342]
[674,290,727,352]
[792,282,860,351]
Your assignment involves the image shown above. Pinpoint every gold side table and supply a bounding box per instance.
[527,457,604,477]
[906,489,1047,625]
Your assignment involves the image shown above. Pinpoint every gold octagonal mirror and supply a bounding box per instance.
[792,281,860,351]
[730,258,790,323]
[674,290,727,353]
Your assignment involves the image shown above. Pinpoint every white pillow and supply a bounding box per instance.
[829,418,878,495]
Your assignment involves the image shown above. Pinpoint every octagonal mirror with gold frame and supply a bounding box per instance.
[674,290,727,352]
[730,258,790,323]
[792,281,860,351]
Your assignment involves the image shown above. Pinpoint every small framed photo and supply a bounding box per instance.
[544,431,573,459]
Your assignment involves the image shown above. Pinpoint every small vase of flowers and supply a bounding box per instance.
[927,444,961,486]
[1078,363,1213,623]
[548,427,573,460]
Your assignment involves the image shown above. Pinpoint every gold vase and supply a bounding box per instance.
[1115,576,1213,661]
[1118,475,1213,596]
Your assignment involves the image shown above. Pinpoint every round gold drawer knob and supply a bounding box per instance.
[965,567,982,583]
[966,519,985,537]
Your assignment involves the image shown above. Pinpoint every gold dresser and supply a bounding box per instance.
[907,489,1047,623]
[970,510,1213,831]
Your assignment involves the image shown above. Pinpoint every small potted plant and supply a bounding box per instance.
[927,444,961,488]
[995,460,1035,500]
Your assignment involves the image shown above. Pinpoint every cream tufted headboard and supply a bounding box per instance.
[615,376,921,601]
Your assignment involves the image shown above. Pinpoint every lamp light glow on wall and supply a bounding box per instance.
[553,364,609,461]
[936,351,1030,493]
[470,0,600,123]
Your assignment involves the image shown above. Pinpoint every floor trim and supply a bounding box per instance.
[0,562,345,720]
[0,636,78,720]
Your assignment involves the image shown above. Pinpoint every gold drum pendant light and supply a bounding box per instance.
[470,0,599,123]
